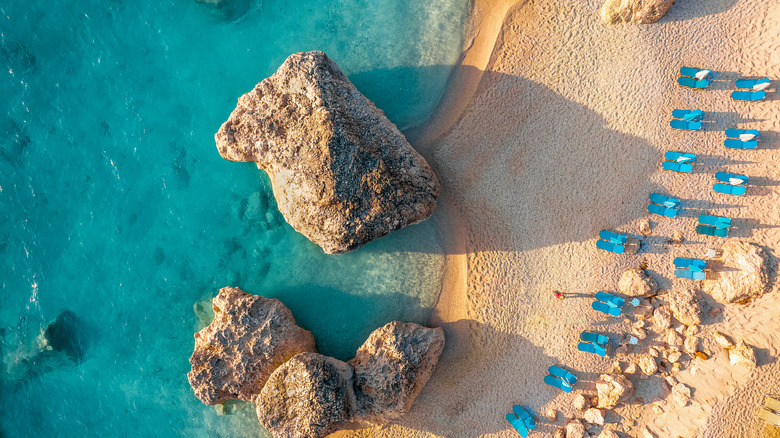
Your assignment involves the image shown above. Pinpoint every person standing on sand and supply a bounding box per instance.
[554,290,565,300]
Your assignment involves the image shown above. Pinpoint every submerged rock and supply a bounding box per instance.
[600,0,676,25]
[596,374,633,409]
[349,321,445,425]
[215,51,440,254]
[703,241,772,303]
[256,352,356,438]
[38,310,85,363]
[188,287,316,405]
[618,268,657,297]
[667,288,703,326]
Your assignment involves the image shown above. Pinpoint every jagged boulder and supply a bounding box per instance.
[600,0,676,25]
[596,374,633,408]
[618,268,657,297]
[703,241,772,303]
[729,341,757,367]
[188,287,316,405]
[215,50,440,254]
[667,288,703,326]
[348,321,445,425]
[256,352,357,438]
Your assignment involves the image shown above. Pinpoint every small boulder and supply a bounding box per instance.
[667,350,682,363]
[624,362,638,374]
[684,336,699,354]
[565,419,587,438]
[667,330,683,347]
[639,219,652,235]
[638,355,658,375]
[188,287,316,405]
[640,426,657,438]
[667,289,703,326]
[703,241,772,303]
[601,0,676,25]
[634,305,654,320]
[712,331,734,349]
[671,383,692,406]
[554,427,567,438]
[584,408,605,425]
[348,321,445,425]
[653,306,671,329]
[545,407,558,422]
[618,268,657,297]
[728,341,756,367]
[596,374,633,409]
[256,353,356,438]
[573,393,590,410]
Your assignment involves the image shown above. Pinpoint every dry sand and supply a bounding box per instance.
[341,0,780,437]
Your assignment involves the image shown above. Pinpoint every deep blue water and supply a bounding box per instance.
[0,0,467,436]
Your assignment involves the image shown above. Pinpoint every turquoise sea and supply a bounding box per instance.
[0,0,467,436]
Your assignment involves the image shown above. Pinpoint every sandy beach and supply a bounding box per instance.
[339,0,780,437]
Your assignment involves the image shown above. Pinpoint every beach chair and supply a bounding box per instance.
[543,375,572,393]
[673,258,707,270]
[731,90,766,101]
[648,203,678,218]
[696,224,729,238]
[548,366,577,386]
[672,109,704,121]
[715,172,748,185]
[699,214,731,229]
[764,395,780,413]
[649,193,679,208]
[725,128,760,140]
[595,292,624,307]
[757,407,780,428]
[670,119,703,130]
[679,67,712,80]
[592,301,622,317]
[735,78,770,90]
[580,331,609,346]
[596,239,625,254]
[662,161,693,173]
[713,183,746,195]
[505,412,529,437]
[665,151,696,163]
[674,268,706,280]
[677,76,709,89]
[512,406,536,430]
[577,342,607,357]
[724,138,758,149]
[599,230,628,244]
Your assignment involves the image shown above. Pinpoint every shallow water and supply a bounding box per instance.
[0,0,466,436]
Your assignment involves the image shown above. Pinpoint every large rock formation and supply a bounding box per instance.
[618,268,657,297]
[703,241,772,303]
[188,287,316,405]
[256,353,357,438]
[348,321,445,425]
[600,0,676,25]
[215,51,440,254]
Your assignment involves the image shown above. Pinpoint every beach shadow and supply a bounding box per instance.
[757,131,779,149]
[660,0,739,23]
[702,112,761,131]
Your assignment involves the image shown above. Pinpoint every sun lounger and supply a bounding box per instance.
[670,119,702,130]
[757,407,780,427]
[735,78,770,90]
[665,151,696,163]
[731,90,766,101]
[715,172,748,185]
[513,405,536,430]
[648,203,678,217]
[673,258,707,270]
[580,331,609,346]
[505,412,529,437]
[677,76,709,89]
[672,109,704,121]
[577,342,607,357]
[699,214,731,229]
[592,301,622,317]
[595,292,624,307]
[674,268,706,280]
[649,193,680,208]
[696,224,729,238]
[662,161,693,173]
[764,395,780,413]
[725,128,760,140]
[548,366,577,385]
[596,239,625,254]
[713,183,746,195]
[544,375,572,393]
[599,230,628,244]
[724,138,758,149]
[679,67,712,80]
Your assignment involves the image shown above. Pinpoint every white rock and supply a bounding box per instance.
[598,430,619,438]
[703,241,771,303]
[672,382,692,406]
[624,362,638,374]
[712,331,734,349]
[641,426,657,438]
[684,336,699,354]
[566,419,587,438]
[638,355,658,375]
[573,393,590,410]
[729,341,756,367]
[584,408,606,425]
[596,374,633,409]
[667,330,683,347]
[653,306,671,329]
[667,350,682,363]
[648,347,659,358]
[554,427,566,438]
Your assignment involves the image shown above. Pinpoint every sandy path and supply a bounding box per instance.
[341,0,780,437]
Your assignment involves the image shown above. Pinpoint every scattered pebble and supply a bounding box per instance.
[712,331,734,349]
[641,425,657,438]
[638,355,658,375]
[545,407,557,422]
[667,330,683,347]
[573,393,590,410]
[584,408,605,426]
[554,427,566,438]
[684,336,699,354]
[652,403,664,414]
[653,306,672,329]
[565,419,587,438]
[667,350,682,363]
[639,219,652,236]
[686,325,699,336]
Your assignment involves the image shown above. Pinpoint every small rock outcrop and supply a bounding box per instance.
[38,310,86,363]
[618,268,657,297]
[703,241,772,303]
[600,0,676,25]
[188,287,316,405]
[214,51,440,254]
[596,374,633,409]
[256,353,356,438]
[667,288,703,326]
[349,321,445,425]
